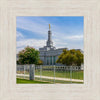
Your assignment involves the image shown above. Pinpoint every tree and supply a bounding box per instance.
[17,46,40,64]
[56,49,83,66]
[37,60,43,65]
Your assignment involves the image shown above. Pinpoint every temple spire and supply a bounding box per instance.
[47,24,53,47]
[49,24,50,30]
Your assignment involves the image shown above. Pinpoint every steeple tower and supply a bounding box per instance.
[47,24,53,47]
[49,24,50,30]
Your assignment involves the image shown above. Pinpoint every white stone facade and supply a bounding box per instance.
[39,48,67,65]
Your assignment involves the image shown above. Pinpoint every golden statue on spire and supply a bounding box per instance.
[49,24,50,30]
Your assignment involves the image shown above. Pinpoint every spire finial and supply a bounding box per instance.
[49,24,50,30]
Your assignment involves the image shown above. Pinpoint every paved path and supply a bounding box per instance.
[17,74,83,82]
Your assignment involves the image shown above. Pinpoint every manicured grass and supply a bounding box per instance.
[35,77,83,84]
[17,78,50,84]
[17,67,83,80]
[17,78,83,84]
[35,70,83,80]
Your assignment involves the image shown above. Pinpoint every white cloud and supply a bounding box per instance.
[53,31,83,40]
[53,39,68,48]
[16,31,24,40]
[17,18,49,36]
[17,39,47,53]
[65,35,83,40]
[16,34,83,53]
[17,38,68,53]
[16,47,25,54]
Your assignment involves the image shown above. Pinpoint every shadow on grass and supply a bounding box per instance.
[17,78,50,84]
[17,78,83,84]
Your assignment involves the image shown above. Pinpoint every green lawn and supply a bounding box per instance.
[17,78,50,84]
[17,78,83,84]
[35,77,83,84]
[17,67,83,80]
[35,70,83,80]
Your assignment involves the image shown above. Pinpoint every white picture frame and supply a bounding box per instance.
[0,0,100,100]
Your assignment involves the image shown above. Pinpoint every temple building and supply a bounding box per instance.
[39,24,67,65]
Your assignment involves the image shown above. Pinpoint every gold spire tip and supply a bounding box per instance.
[49,24,50,30]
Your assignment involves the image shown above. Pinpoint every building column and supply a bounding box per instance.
[49,56,50,65]
[55,56,58,65]
[52,56,53,65]
[47,56,48,65]
[44,57,45,65]
[45,57,47,65]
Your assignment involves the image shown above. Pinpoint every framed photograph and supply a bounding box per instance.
[0,0,100,100]
[16,16,84,84]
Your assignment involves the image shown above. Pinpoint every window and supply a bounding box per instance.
[47,57,49,65]
[50,56,52,65]
[53,56,56,65]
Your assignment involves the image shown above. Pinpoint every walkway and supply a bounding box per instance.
[17,74,83,82]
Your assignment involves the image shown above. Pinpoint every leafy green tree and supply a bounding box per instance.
[37,60,43,65]
[17,46,40,64]
[56,49,83,66]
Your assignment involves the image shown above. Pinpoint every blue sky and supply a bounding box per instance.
[16,16,84,53]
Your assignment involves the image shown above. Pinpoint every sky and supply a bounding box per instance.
[16,16,84,53]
